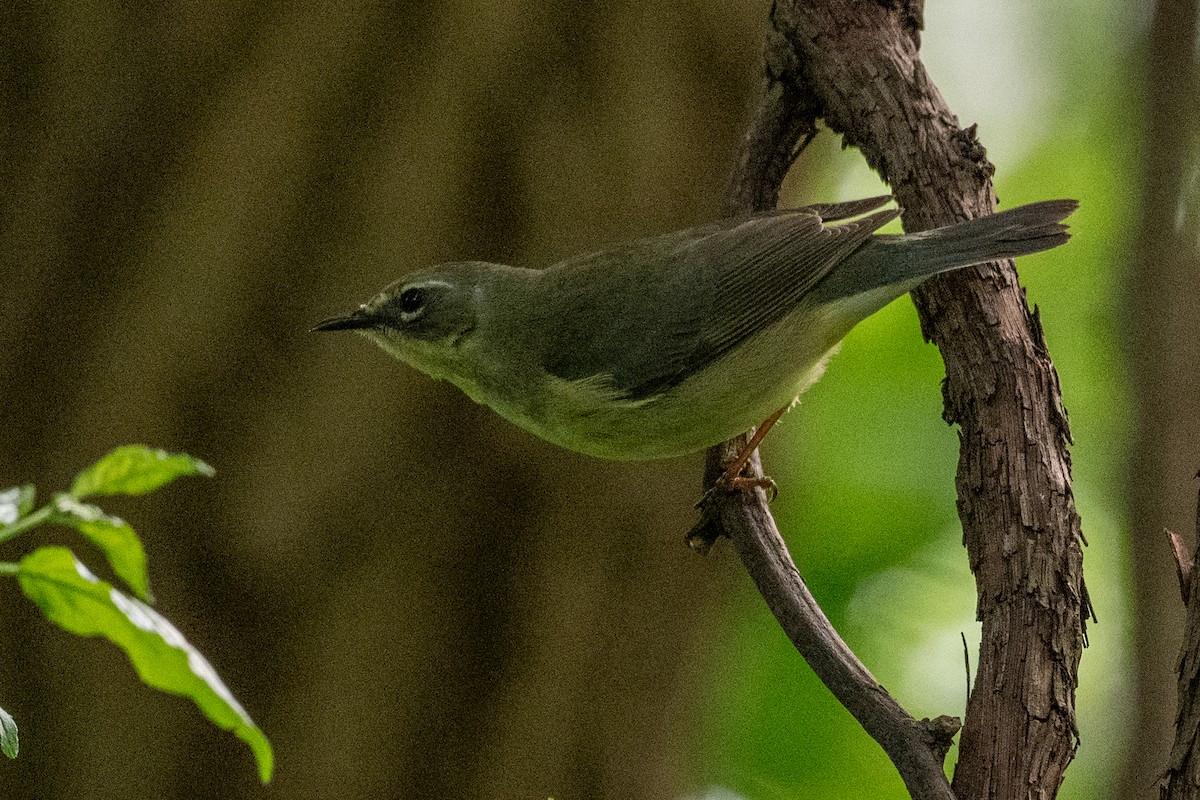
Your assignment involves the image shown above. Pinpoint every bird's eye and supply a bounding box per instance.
[398,287,426,314]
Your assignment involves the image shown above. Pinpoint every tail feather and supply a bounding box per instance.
[887,199,1079,271]
[812,199,1078,304]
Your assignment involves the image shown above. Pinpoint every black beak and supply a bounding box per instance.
[311,308,376,333]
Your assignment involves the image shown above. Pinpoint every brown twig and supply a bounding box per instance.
[1164,475,1200,800]
[703,2,1086,798]
[1170,528,1195,604]
[702,444,959,800]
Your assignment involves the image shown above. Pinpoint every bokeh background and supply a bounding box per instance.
[0,1,1193,798]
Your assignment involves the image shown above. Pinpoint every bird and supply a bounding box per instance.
[314,195,1076,488]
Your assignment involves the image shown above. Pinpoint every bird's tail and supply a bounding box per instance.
[813,199,1079,304]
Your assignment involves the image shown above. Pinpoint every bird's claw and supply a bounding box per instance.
[687,460,779,555]
[720,474,778,502]
[693,473,778,510]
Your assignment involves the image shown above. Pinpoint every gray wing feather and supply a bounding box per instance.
[539,200,899,400]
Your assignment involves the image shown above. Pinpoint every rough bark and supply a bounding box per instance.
[1165,482,1200,800]
[705,2,1087,798]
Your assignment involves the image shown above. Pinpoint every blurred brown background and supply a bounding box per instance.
[0,3,766,798]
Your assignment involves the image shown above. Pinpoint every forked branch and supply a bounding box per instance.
[701,3,1086,799]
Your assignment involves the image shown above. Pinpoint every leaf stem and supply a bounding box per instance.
[0,505,54,546]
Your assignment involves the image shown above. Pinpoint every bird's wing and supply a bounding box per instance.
[540,198,899,401]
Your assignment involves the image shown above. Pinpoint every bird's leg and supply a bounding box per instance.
[687,406,788,552]
[716,404,787,498]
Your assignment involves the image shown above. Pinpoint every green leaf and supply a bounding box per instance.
[53,495,152,602]
[0,705,16,759]
[70,446,214,499]
[0,486,35,526]
[17,547,272,782]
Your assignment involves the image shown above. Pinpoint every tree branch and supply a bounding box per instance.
[697,444,959,799]
[702,3,1087,799]
[1163,476,1200,800]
